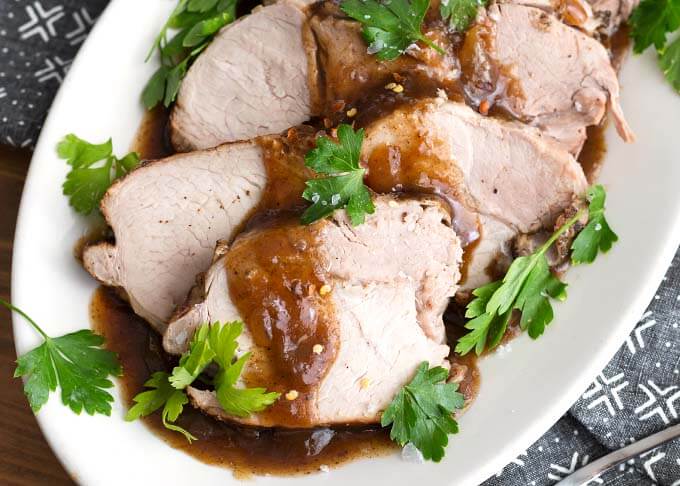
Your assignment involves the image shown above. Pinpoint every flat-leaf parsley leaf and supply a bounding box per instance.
[169,324,216,389]
[126,371,197,442]
[340,0,445,61]
[58,134,140,215]
[143,0,237,109]
[208,322,281,417]
[302,124,375,226]
[440,0,486,32]
[629,0,680,93]
[381,362,465,462]
[3,299,121,415]
[660,35,680,93]
[629,0,680,53]
[571,185,618,264]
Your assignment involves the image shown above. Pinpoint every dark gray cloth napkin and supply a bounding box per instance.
[1,1,678,484]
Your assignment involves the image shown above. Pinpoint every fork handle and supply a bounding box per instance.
[556,423,680,485]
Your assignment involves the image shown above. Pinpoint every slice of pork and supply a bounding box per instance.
[361,97,588,290]
[83,142,267,332]
[83,130,314,332]
[167,196,462,427]
[170,0,313,151]
[83,142,268,332]
[461,3,633,155]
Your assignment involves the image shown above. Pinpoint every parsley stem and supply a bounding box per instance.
[536,208,587,258]
[419,35,446,56]
[0,299,49,340]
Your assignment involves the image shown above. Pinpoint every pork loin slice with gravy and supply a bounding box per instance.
[82,127,317,332]
[361,97,589,290]
[461,3,633,155]
[166,196,461,427]
[170,0,313,151]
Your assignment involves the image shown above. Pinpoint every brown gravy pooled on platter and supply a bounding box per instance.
[130,106,173,160]
[91,286,396,477]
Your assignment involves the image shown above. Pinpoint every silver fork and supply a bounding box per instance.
[556,423,680,485]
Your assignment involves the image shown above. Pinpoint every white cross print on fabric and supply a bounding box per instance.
[493,450,528,477]
[581,371,629,417]
[634,381,680,425]
[18,1,65,43]
[65,7,95,46]
[34,55,72,84]
[624,311,657,355]
[641,448,668,483]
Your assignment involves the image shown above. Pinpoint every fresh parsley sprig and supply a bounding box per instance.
[126,321,279,441]
[571,185,619,264]
[142,0,237,109]
[456,185,618,356]
[126,371,197,442]
[208,321,281,417]
[3,299,122,415]
[381,362,465,462]
[302,124,375,226]
[340,0,445,61]
[57,134,140,215]
[169,324,215,389]
[630,0,680,93]
[440,0,486,32]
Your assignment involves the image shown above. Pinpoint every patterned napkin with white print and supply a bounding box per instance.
[0,0,107,147]
[0,1,678,484]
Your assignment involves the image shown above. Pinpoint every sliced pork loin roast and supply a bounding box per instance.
[86,97,586,330]
[165,196,462,427]
[170,0,314,151]
[171,0,633,155]
[82,130,314,332]
[461,3,633,155]
[170,0,457,151]
[360,97,588,290]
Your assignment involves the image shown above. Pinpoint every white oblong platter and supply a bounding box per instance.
[11,0,680,484]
